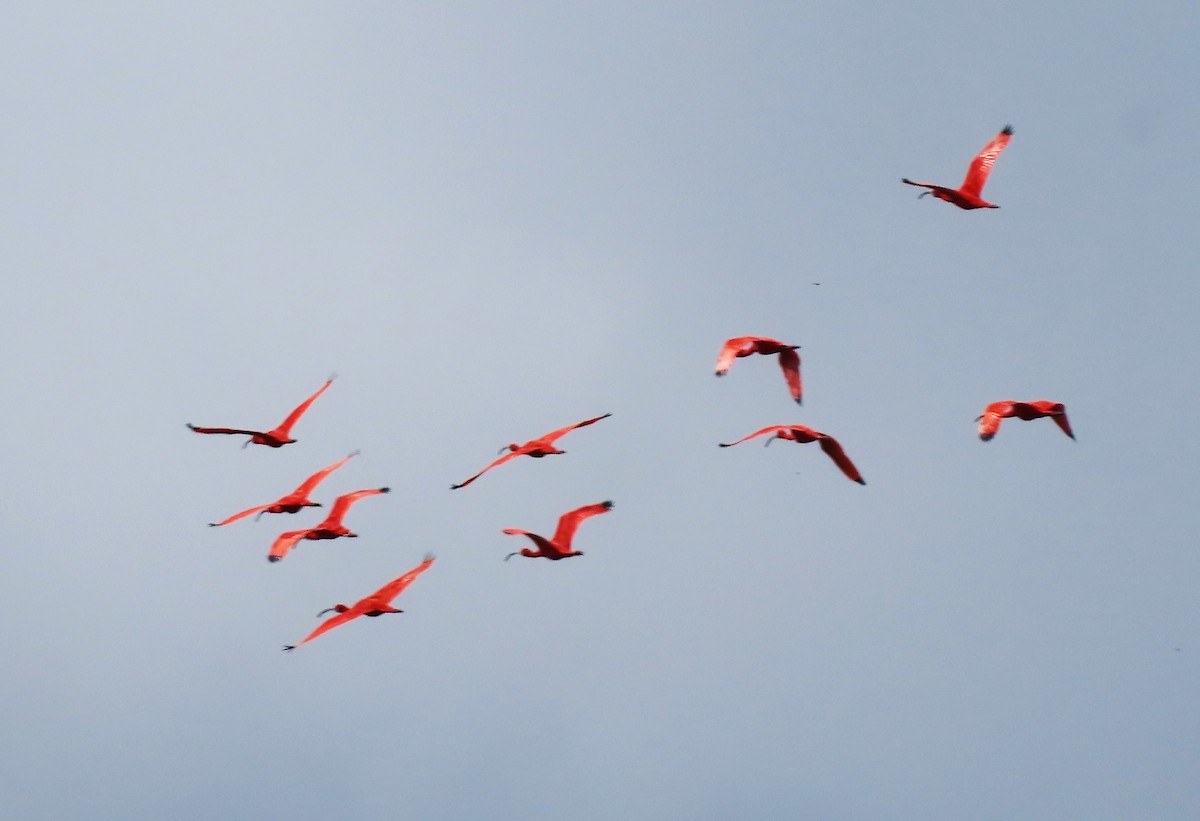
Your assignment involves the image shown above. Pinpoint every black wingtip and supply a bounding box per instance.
[424,553,436,562]
[450,484,462,490]
[601,500,614,510]
[282,645,295,652]
[718,443,731,448]
[207,523,218,528]
[379,487,391,493]
[1002,125,1013,135]
[268,556,280,563]
[855,479,867,486]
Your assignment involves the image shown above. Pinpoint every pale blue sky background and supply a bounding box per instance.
[1,3,1197,819]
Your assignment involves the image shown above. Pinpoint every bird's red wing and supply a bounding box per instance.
[269,529,310,562]
[372,556,436,603]
[777,348,802,404]
[501,528,556,555]
[451,449,524,489]
[540,412,612,444]
[1051,412,1075,440]
[288,606,365,649]
[714,337,752,375]
[550,501,614,550]
[816,435,866,484]
[188,425,265,437]
[326,487,390,526]
[292,451,359,497]
[977,401,1013,441]
[718,425,790,447]
[209,502,272,527]
[275,378,335,437]
[960,126,1013,199]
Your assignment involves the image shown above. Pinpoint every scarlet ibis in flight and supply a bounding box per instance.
[284,555,434,651]
[268,487,390,562]
[451,413,612,489]
[503,501,614,561]
[187,375,335,448]
[719,424,866,484]
[715,337,802,404]
[902,125,1013,210]
[208,451,359,527]
[977,400,1074,442]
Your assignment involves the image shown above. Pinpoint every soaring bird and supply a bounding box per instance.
[977,401,1074,442]
[451,413,611,489]
[268,487,390,562]
[208,451,359,527]
[188,376,335,448]
[503,501,613,561]
[284,555,434,651]
[714,337,802,404]
[719,424,866,484]
[902,125,1013,210]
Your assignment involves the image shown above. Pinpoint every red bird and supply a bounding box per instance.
[451,413,611,489]
[902,125,1013,210]
[719,424,866,484]
[268,487,390,562]
[284,555,434,651]
[208,451,359,527]
[503,501,613,561]
[187,376,335,448]
[715,337,802,404]
[977,400,1074,442]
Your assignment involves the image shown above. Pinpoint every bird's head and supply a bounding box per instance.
[318,604,350,617]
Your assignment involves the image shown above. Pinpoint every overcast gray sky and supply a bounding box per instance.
[2,3,1197,819]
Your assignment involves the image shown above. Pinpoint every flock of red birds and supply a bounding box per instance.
[188,125,1072,652]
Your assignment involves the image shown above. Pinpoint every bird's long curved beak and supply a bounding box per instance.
[504,552,519,561]
[918,190,930,199]
[317,607,337,617]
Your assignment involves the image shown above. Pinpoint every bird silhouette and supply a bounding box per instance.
[284,555,434,651]
[977,400,1074,441]
[503,501,614,561]
[719,424,866,484]
[714,337,802,404]
[187,375,335,448]
[902,125,1013,209]
[208,451,360,527]
[451,413,611,489]
[268,487,390,562]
